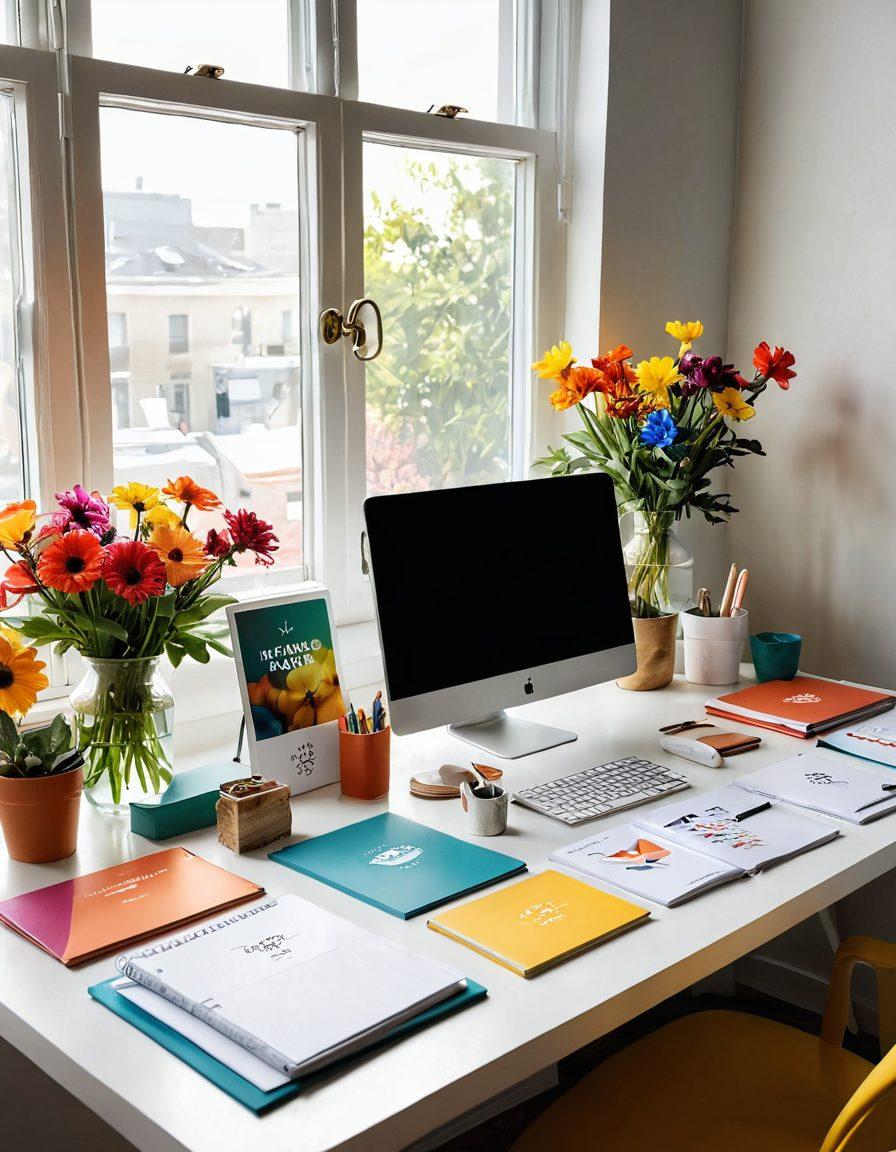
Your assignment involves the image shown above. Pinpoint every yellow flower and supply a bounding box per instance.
[533,341,575,380]
[0,624,23,651]
[635,356,680,408]
[0,634,47,718]
[142,502,181,532]
[148,524,209,587]
[713,388,755,422]
[109,482,161,516]
[665,319,704,357]
[0,500,36,549]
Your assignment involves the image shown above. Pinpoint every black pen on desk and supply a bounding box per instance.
[735,801,771,822]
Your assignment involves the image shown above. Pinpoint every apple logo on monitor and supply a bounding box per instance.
[524,676,534,696]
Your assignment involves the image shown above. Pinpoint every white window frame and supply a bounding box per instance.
[5,3,570,716]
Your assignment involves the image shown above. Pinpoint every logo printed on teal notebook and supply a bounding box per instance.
[367,844,423,869]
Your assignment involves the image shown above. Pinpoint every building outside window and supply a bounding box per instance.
[168,312,189,354]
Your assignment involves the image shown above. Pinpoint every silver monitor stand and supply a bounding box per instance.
[448,710,577,760]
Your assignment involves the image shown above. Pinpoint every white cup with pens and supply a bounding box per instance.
[680,564,750,685]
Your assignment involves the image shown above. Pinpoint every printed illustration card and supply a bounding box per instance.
[270,812,527,919]
[550,823,743,907]
[428,869,649,977]
[736,754,896,825]
[819,722,896,771]
[227,589,345,795]
[634,785,839,873]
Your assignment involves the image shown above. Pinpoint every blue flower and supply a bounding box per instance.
[640,408,678,448]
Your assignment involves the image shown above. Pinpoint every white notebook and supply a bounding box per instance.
[550,823,743,907]
[633,785,839,873]
[736,754,896,825]
[116,894,465,1078]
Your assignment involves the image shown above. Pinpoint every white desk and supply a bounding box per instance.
[2,670,896,1152]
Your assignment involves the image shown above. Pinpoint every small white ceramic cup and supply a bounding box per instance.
[460,779,509,836]
[680,607,749,685]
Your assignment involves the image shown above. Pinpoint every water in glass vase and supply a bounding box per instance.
[71,656,174,815]
[620,510,694,616]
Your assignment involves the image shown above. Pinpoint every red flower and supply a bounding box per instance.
[223,509,279,567]
[37,530,104,594]
[204,528,232,559]
[753,342,796,389]
[103,540,167,604]
[0,561,39,609]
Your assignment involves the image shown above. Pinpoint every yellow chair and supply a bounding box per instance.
[509,937,896,1152]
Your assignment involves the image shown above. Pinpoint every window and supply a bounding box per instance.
[16,4,561,634]
[355,0,509,121]
[168,313,189,355]
[94,102,308,581]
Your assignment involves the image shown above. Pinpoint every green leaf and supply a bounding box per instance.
[165,642,187,669]
[0,710,18,754]
[173,593,238,630]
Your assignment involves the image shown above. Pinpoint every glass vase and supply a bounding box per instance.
[620,509,694,617]
[71,656,175,815]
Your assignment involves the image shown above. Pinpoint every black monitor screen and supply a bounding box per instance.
[364,473,634,701]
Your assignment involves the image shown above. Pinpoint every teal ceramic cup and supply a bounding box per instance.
[750,631,802,682]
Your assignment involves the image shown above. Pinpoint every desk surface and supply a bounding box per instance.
[2,670,895,1152]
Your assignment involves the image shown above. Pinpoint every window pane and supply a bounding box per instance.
[90,0,290,88]
[100,107,305,579]
[357,0,505,121]
[364,143,515,495]
[0,91,28,503]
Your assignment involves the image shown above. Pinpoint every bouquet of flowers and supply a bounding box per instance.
[534,322,796,616]
[0,477,278,808]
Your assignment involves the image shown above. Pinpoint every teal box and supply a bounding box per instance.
[129,762,232,840]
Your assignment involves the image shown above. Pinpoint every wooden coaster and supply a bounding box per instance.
[410,762,502,800]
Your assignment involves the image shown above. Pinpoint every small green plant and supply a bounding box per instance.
[0,712,81,779]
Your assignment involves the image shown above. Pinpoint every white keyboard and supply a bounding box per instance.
[512,756,690,826]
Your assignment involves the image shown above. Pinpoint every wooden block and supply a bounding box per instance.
[216,781,292,854]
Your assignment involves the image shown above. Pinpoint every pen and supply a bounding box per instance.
[357,708,367,734]
[735,801,771,822]
[372,690,385,732]
[731,568,750,613]
[719,563,738,617]
[348,703,359,734]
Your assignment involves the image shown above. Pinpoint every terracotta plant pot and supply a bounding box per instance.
[617,613,678,691]
[0,764,83,863]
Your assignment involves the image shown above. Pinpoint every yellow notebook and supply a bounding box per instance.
[427,869,649,978]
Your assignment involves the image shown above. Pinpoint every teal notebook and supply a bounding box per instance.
[89,976,487,1115]
[270,812,527,919]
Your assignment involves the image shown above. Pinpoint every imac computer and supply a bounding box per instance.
[363,472,636,759]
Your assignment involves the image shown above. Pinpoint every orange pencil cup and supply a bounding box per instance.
[338,723,391,800]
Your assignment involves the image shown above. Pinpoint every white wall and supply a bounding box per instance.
[586,0,744,592]
[726,0,896,1018]
[728,0,896,690]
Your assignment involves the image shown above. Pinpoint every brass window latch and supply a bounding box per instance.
[319,298,383,361]
[427,104,468,119]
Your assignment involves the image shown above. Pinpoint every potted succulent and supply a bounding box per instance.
[0,711,84,863]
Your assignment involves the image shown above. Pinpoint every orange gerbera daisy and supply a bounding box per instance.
[148,524,209,587]
[162,476,221,512]
[36,529,104,594]
[0,633,47,716]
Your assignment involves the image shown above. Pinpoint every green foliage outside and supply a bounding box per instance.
[363,156,515,493]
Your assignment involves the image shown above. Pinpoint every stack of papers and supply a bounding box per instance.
[736,754,896,825]
[116,895,468,1081]
[818,723,896,770]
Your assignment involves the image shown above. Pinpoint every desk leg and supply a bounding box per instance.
[818,906,858,1034]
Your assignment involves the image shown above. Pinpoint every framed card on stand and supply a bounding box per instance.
[226,588,345,795]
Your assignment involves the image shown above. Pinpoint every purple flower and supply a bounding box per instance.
[54,484,112,536]
[679,353,742,395]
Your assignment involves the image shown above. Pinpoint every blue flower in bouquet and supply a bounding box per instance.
[640,408,678,448]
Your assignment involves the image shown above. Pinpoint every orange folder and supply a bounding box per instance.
[0,847,264,965]
[706,676,894,738]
